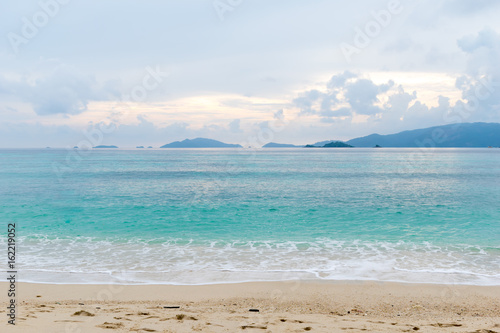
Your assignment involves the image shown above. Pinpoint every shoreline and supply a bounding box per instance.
[7,278,500,288]
[2,281,499,332]
[8,277,500,287]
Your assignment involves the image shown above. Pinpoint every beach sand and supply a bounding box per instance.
[1,281,499,332]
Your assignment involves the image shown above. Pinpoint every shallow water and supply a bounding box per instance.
[1,148,499,285]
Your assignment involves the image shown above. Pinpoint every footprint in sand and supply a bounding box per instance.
[96,321,124,329]
[72,310,95,317]
[143,315,160,319]
[341,328,368,331]
[430,323,462,327]
[241,324,267,329]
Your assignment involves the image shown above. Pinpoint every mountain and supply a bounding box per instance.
[160,138,242,148]
[346,122,500,148]
[262,142,303,148]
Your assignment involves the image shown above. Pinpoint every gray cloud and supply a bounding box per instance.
[344,79,393,115]
[293,72,395,118]
[327,71,357,89]
[455,28,500,121]
[28,69,97,115]
[293,90,322,115]
[442,0,500,16]
[229,119,241,132]
[384,86,417,114]
[0,63,118,116]
[457,27,500,52]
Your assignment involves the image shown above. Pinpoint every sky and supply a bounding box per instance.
[0,0,500,147]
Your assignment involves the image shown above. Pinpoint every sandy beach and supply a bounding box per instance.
[1,281,499,332]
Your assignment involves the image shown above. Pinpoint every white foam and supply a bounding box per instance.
[3,235,499,285]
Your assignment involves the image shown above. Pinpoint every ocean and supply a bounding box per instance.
[1,148,499,285]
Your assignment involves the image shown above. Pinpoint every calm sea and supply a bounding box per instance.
[0,148,499,285]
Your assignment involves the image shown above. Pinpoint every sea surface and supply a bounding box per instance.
[0,148,499,285]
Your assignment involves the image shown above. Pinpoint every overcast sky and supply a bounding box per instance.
[1,0,499,147]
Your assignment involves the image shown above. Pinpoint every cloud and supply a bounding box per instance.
[229,119,241,132]
[2,3,500,148]
[293,71,395,118]
[455,28,500,121]
[442,0,500,16]
[457,28,500,78]
[273,109,284,120]
[344,79,393,115]
[0,62,119,116]
[28,70,96,115]
[293,89,322,115]
[384,86,417,114]
[289,27,500,134]
[327,71,357,89]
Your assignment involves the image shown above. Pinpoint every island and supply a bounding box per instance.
[93,145,119,148]
[262,142,303,148]
[324,141,353,148]
[160,138,242,148]
[310,140,338,147]
[136,146,145,148]
[305,141,353,148]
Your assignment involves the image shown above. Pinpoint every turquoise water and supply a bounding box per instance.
[0,148,499,285]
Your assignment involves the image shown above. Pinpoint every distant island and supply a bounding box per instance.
[305,141,353,148]
[160,138,242,148]
[93,145,118,148]
[311,140,338,147]
[324,141,353,148]
[84,123,499,150]
[346,122,500,147]
[264,140,351,148]
[263,142,303,148]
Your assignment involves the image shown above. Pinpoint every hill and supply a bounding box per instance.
[311,140,338,147]
[305,141,353,148]
[346,122,500,148]
[323,141,353,148]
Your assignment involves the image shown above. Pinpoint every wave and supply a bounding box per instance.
[2,235,499,286]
